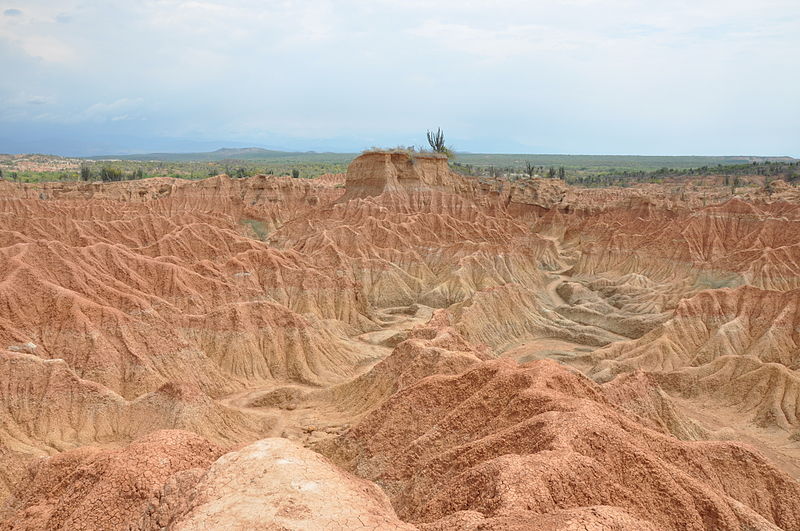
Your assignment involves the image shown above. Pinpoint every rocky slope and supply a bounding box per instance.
[1,153,800,529]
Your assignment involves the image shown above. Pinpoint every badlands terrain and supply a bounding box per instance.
[1,151,800,529]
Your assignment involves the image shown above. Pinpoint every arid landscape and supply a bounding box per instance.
[0,150,798,529]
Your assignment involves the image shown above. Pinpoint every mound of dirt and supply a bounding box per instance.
[134,437,413,530]
[0,430,223,530]
[320,359,800,530]
[321,309,491,415]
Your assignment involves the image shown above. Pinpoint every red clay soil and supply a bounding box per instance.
[0,430,223,530]
[321,358,800,530]
[1,153,800,529]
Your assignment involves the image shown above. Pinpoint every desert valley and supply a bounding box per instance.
[0,150,799,529]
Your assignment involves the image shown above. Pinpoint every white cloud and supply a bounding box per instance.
[26,95,53,105]
[19,34,76,63]
[82,98,144,121]
[0,0,797,155]
[411,21,591,61]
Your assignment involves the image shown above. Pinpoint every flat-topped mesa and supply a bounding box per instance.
[339,150,570,211]
[339,150,472,201]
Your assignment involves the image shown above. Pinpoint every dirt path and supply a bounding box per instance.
[544,268,571,307]
[537,234,575,308]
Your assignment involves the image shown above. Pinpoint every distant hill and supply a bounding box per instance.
[87,147,356,162]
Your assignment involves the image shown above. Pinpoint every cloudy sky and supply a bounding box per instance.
[1,0,798,156]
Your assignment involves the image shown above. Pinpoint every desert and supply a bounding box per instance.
[3,1,799,528]
[0,150,799,529]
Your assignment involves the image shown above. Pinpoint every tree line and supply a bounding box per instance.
[80,165,144,182]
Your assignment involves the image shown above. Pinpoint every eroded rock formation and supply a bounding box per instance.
[1,151,800,529]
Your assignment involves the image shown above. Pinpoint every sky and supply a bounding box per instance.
[0,0,798,156]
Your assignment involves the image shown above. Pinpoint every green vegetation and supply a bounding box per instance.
[85,147,355,163]
[2,158,349,183]
[1,148,796,187]
[239,218,269,240]
[451,153,792,172]
[451,158,799,188]
[564,161,800,187]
